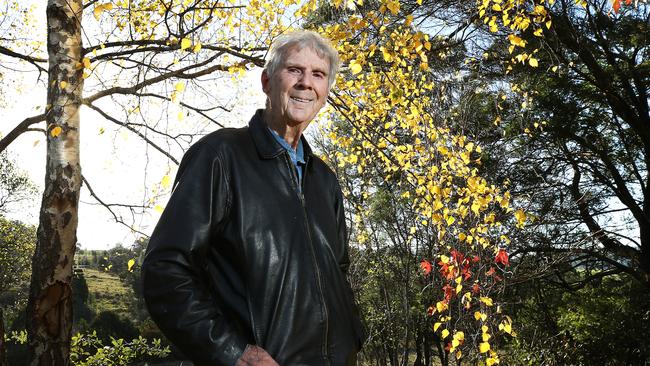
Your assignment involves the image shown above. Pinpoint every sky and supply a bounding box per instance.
[0,0,269,249]
[2,66,266,250]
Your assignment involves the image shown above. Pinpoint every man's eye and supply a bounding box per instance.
[288,68,301,74]
[314,73,325,79]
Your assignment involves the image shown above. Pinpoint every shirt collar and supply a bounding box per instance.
[248,109,312,162]
[268,128,305,165]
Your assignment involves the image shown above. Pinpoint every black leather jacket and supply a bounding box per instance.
[142,110,364,366]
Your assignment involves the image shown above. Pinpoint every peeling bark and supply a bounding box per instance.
[26,0,83,365]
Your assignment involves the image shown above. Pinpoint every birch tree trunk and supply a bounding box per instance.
[26,0,83,364]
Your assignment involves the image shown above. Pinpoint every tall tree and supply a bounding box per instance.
[25,0,84,361]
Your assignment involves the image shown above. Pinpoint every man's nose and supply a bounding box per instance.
[296,72,314,89]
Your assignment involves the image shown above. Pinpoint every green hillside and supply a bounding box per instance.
[83,268,136,318]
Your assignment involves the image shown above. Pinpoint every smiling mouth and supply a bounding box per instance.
[290,96,312,103]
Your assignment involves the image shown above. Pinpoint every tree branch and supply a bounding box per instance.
[0,113,47,153]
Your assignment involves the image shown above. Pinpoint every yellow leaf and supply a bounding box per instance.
[529,57,539,67]
[193,43,202,53]
[177,111,184,121]
[98,127,105,135]
[433,322,441,331]
[59,81,68,89]
[180,38,192,50]
[127,259,135,272]
[386,0,399,14]
[436,301,448,312]
[441,329,450,339]
[446,216,455,225]
[175,82,185,92]
[514,208,526,227]
[480,296,494,306]
[454,331,464,340]
[82,57,91,69]
[154,205,164,213]
[479,342,491,353]
[93,3,113,21]
[161,175,171,189]
[350,61,362,75]
[50,126,62,137]
[474,311,482,321]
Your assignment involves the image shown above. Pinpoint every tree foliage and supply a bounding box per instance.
[0,152,36,215]
[0,217,36,303]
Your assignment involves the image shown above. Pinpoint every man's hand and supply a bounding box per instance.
[235,345,280,366]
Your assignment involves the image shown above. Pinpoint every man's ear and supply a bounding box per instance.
[261,70,270,94]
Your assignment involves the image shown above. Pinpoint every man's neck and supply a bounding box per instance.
[263,110,309,149]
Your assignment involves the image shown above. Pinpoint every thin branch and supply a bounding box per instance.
[0,113,47,153]
[0,45,47,73]
[81,175,150,238]
[83,102,180,165]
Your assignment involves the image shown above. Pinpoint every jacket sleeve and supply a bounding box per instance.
[141,141,248,366]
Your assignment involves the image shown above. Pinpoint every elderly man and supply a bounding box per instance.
[142,31,364,366]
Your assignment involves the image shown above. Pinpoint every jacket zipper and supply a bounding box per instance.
[284,153,330,364]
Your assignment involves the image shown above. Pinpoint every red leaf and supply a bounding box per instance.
[495,248,510,266]
[472,283,480,294]
[613,0,620,13]
[451,249,464,263]
[420,259,432,275]
[442,284,454,301]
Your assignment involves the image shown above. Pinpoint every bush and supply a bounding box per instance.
[90,311,138,344]
[71,331,170,366]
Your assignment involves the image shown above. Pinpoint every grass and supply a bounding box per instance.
[83,268,136,317]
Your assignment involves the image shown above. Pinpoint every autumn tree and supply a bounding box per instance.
[302,4,523,364]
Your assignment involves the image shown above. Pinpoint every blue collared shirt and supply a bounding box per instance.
[268,128,306,191]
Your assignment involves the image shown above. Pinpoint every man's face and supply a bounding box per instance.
[262,47,330,128]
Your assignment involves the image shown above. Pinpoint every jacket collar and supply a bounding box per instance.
[249,109,313,160]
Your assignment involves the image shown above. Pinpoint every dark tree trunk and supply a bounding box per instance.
[424,326,432,366]
[413,330,423,366]
[0,308,6,366]
[26,0,83,365]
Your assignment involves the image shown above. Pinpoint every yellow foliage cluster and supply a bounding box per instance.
[477,0,555,70]
[313,1,524,360]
